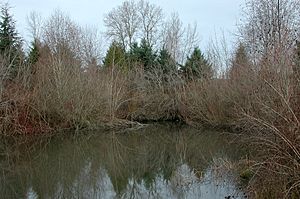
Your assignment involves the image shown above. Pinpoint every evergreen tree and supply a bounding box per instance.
[103,41,127,70]
[127,42,139,63]
[128,39,157,71]
[157,48,176,74]
[181,47,212,80]
[229,43,250,79]
[27,39,40,66]
[0,4,23,77]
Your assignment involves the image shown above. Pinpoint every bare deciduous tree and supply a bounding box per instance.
[27,11,42,40]
[161,13,184,63]
[180,22,199,64]
[79,26,104,67]
[104,0,140,49]
[104,0,200,65]
[137,0,163,47]
[43,9,81,58]
[161,13,199,65]
[206,31,231,77]
[240,0,300,64]
[43,10,104,67]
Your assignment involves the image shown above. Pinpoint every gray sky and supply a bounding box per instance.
[7,0,244,50]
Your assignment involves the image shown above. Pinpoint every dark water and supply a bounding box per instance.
[0,124,246,199]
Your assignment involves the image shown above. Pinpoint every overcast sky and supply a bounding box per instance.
[7,0,245,50]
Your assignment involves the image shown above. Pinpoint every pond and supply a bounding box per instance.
[0,123,247,199]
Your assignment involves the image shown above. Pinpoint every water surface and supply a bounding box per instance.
[0,124,246,199]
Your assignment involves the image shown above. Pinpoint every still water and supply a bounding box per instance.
[0,124,246,199]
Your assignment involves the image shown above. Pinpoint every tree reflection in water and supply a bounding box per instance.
[0,124,245,199]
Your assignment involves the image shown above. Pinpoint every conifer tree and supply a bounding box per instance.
[27,39,40,66]
[229,43,250,79]
[157,48,176,74]
[128,39,157,71]
[181,47,212,80]
[103,41,127,70]
[0,4,23,77]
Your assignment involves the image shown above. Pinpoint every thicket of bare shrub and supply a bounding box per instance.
[0,50,51,135]
[126,68,185,121]
[174,36,299,197]
[0,0,299,197]
[242,61,300,198]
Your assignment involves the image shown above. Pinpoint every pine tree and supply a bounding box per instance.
[181,47,212,80]
[0,4,23,77]
[103,41,127,70]
[157,48,176,74]
[128,42,139,63]
[128,39,157,71]
[27,39,40,65]
[229,43,250,79]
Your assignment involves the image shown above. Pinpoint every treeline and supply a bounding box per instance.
[0,0,214,133]
[0,0,300,198]
[103,40,213,79]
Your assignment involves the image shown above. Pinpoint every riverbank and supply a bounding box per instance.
[0,0,299,197]
[1,60,299,198]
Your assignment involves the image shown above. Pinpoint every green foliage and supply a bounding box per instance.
[181,47,212,80]
[0,4,23,78]
[128,39,157,71]
[157,48,176,74]
[27,39,40,65]
[0,5,18,53]
[103,41,127,70]
[128,42,139,63]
